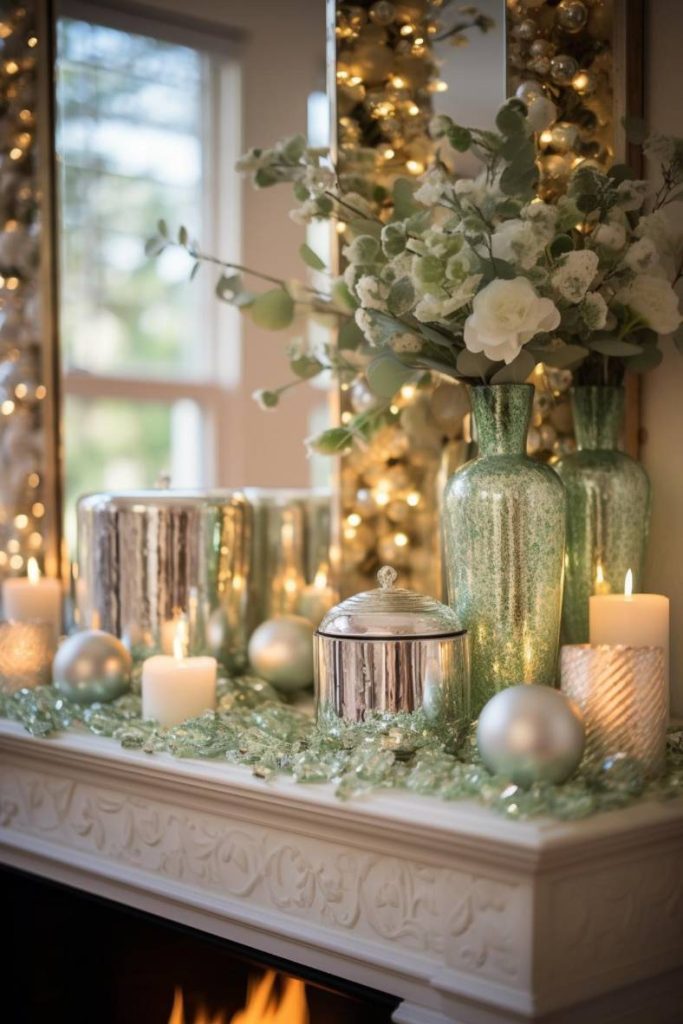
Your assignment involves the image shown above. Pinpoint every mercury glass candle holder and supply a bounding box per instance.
[0,621,56,693]
[560,644,668,778]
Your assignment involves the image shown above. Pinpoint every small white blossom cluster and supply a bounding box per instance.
[227,111,683,448]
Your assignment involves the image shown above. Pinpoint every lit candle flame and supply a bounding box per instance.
[172,618,188,661]
[27,556,40,584]
[624,568,633,597]
[314,566,328,589]
[596,563,604,586]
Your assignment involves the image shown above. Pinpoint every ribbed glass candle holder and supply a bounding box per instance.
[560,644,668,778]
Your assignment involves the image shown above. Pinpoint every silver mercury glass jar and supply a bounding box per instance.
[314,566,469,737]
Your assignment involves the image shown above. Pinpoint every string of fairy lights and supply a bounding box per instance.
[0,1,50,580]
[335,0,621,597]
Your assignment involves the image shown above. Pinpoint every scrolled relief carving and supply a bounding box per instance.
[548,855,683,977]
[0,763,522,983]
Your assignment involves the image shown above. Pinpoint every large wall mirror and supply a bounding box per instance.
[0,0,646,589]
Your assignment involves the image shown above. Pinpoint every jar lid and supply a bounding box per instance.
[317,566,464,639]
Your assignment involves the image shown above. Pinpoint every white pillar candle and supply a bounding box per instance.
[297,567,337,627]
[142,653,217,727]
[3,557,63,641]
[589,570,670,707]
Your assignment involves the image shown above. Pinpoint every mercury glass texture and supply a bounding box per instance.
[443,385,566,715]
[1,682,682,820]
[315,567,469,734]
[555,387,650,643]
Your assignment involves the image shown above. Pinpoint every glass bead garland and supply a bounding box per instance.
[1,679,681,821]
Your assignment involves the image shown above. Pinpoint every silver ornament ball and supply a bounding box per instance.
[477,685,585,787]
[248,615,314,693]
[53,629,132,705]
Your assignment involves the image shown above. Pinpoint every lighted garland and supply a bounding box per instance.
[335,1,491,596]
[0,0,49,579]
[2,681,682,818]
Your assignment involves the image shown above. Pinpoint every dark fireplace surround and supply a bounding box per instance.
[5,867,399,1023]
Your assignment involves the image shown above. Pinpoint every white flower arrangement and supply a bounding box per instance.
[148,102,683,452]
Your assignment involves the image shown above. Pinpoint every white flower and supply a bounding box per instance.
[491,219,547,270]
[615,179,649,211]
[617,274,682,334]
[355,275,387,310]
[592,222,627,251]
[581,292,608,330]
[289,199,322,225]
[464,277,561,364]
[414,293,446,323]
[551,249,599,303]
[303,164,335,194]
[414,171,447,206]
[390,332,423,353]
[453,169,500,207]
[521,200,558,240]
[636,208,683,279]
[354,308,384,346]
[622,237,660,274]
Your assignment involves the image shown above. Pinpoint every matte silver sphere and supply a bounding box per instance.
[477,685,585,787]
[53,629,132,705]
[248,615,314,693]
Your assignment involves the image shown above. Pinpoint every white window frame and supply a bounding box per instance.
[56,0,244,490]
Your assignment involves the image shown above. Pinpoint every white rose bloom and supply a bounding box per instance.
[615,179,649,212]
[551,249,599,303]
[592,222,627,251]
[622,237,661,274]
[355,275,387,310]
[464,277,561,364]
[491,219,547,270]
[617,274,682,335]
[581,292,608,330]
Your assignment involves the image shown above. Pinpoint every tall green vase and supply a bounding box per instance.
[555,386,650,643]
[443,384,566,717]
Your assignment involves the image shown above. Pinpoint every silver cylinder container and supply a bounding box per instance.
[315,566,469,736]
[76,488,331,670]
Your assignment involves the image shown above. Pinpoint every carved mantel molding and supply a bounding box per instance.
[1,721,682,1024]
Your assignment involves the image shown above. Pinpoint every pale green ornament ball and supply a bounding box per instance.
[53,629,132,705]
[248,615,314,693]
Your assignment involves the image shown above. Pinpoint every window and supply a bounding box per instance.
[55,6,241,551]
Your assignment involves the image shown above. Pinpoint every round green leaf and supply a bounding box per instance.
[366,354,416,398]
[250,288,295,330]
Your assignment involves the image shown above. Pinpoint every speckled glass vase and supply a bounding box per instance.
[443,384,566,717]
[555,386,650,643]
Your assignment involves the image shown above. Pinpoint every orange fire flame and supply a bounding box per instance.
[167,971,309,1024]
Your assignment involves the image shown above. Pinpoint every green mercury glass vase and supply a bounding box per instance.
[554,385,650,643]
[443,383,566,717]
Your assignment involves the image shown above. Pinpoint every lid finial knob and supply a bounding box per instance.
[377,565,398,592]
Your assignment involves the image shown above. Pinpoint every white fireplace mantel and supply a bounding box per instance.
[1,719,682,1024]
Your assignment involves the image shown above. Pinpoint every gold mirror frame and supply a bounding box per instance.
[331,0,646,598]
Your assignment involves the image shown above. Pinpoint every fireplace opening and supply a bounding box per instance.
[4,867,400,1024]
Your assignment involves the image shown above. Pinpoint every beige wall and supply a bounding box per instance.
[641,0,683,715]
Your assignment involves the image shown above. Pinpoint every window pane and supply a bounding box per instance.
[56,17,209,380]
[63,395,203,550]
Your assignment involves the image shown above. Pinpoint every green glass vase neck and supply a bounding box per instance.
[571,386,624,451]
[469,384,532,456]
